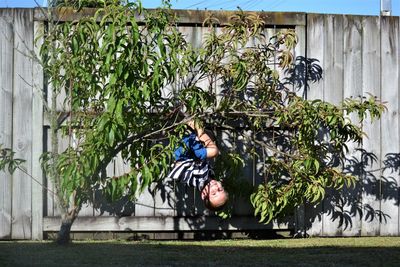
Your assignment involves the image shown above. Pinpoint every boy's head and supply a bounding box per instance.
[201,179,228,211]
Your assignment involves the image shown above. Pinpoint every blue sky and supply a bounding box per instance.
[0,0,399,16]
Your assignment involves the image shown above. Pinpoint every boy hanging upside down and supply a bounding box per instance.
[167,119,229,211]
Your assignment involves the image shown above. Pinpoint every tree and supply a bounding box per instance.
[36,0,386,243]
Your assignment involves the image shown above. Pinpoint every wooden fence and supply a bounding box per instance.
[0,8,399,240]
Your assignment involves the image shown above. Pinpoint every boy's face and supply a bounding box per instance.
[201,179,227,207]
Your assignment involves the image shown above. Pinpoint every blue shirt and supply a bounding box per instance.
[174,133,207,161]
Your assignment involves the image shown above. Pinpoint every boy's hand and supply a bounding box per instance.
[187,119,196,130]
[187,119,218,159]
[186,119,204,135]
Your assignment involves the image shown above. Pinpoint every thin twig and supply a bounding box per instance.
[253,139,301,160]
[17,166,57,196]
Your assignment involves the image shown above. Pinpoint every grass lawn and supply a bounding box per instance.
[1,237,400,267]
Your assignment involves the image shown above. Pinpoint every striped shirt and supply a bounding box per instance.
[167,159,211,191]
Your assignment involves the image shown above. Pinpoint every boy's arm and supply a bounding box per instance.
[198,128,219,159]
[187,120,219,159]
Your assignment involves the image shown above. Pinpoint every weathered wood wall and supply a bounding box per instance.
[0,8,399,239]
[0,8,43,240]
[305,14,400,237]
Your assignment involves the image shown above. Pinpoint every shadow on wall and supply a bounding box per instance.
[92,56,398,238]
[285,57,399,235]
[304,150,400,235]
[283,56,323,97]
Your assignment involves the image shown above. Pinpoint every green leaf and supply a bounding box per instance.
[314,160,320,174]
[72,36,79,54]
[108,128,115,145]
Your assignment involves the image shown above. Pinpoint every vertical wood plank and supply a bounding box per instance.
[153,160,176,217]
[11,9,34,239]
[305,14,324,237]
[31,20,44,240]
[113,153,134,217]
[134,181,156,216]
[43,56,55,218]
[0,9,14,239]
[77,136,97,218]
[233,130,255,216]
[294,25,306,97]
[48,131,68,217]
[44,129,55,217]
[93,159,115,217]
[379,16,399,236]
[323,15,344,106]
[233,31,259,217]
[361,16,381,236]
[293,24,307,236]
[342,15,363,237]
[322,14,344,237]
[398,16,400,237]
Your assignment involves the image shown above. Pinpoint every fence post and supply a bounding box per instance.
[31,19,44,240]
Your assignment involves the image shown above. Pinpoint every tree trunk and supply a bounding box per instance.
[56,211,77,245]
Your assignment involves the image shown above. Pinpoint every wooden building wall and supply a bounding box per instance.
[0,8,399,239]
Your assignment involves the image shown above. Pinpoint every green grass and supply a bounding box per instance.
[1,237,400,267]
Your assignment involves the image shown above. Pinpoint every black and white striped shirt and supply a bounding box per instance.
[167,159,211,191]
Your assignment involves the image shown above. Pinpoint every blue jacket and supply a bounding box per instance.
[174,133,207,161]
